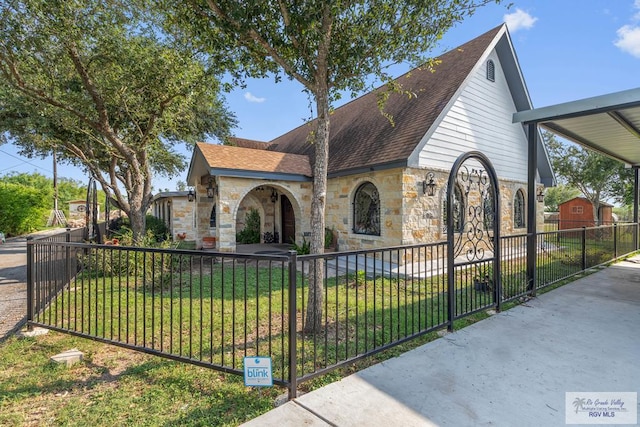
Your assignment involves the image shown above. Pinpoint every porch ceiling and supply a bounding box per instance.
[513,87,640,167]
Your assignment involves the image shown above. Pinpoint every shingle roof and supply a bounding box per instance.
[267,25,503,174]
[196,142,312,177]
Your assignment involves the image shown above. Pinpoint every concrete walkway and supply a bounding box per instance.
[243,256,640,426]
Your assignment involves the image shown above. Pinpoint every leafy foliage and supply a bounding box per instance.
[0,0,236,241]
[544,131,633,217]
[291,236,311,255]
[0,181,49,235]
[0,172,96,235]
[166,0,502,332]
[236,208,261,244]
[543,184,581,212]
[110,214,170,243]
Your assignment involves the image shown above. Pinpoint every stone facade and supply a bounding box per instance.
[150,193,195,241]
[194,176,313,252]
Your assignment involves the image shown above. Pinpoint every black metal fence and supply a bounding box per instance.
[26,223,639,399]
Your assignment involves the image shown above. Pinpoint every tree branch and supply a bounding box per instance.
[204,0,313,89]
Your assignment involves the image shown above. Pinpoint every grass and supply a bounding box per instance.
[6,241,635,426]
[0,332,279,426]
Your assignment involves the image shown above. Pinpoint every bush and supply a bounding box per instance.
[236,208,261,244]
[110,214,169,242]
[324,228,334,248]
[0,182,49,236]
[291,236,310,255]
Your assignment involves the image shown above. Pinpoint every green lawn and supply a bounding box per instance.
[7,240,632,426]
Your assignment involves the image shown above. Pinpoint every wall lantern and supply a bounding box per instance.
[207,178,215,199]
[422,172,437,197]
[270,188,279,203]
[536,188,545,203]
[187,188,195,202]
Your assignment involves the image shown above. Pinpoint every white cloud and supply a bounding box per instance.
[615,25,640,57]
[504,9,538,32]
[244,92,266,103]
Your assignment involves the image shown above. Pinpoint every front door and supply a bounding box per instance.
[281,196,295,244]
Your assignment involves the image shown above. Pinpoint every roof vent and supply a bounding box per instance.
[486,60,495,82]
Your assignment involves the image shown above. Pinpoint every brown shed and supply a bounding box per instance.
[558,197,613,229]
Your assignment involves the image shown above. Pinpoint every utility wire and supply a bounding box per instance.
[0,149,54,174]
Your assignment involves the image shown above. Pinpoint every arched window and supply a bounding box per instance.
[210,204,217,228]
[486,59,495,82]
[514,189,525,228]
[443,184,465,233]
[353,182,380,236]
[483,188,495,231]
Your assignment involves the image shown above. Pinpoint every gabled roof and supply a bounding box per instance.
[193,142,312,180]
[267,25,504,176]
[559,197,614,208]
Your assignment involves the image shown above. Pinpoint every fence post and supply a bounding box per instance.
[26,237,34,331]
[613,223,618,259]
[581,227,587,271]
[65,228,71,287]
[287,250,298,400]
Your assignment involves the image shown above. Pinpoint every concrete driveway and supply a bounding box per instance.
[243,256,640,426]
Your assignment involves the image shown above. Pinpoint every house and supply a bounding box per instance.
[186,24,555,259]
[150,191,196,241]
[558,197,614,229]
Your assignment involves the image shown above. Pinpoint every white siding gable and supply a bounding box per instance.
[412,50,530,183]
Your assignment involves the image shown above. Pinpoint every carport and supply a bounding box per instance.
[514,87,640,291]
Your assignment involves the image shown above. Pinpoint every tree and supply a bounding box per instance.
[543,184,580,212]
[544,131,633,224]
[0,173,52,235]
[168,0,501,332]
[0,0,236,242]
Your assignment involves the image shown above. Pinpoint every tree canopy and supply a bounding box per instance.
[0,0,236,240]
[166,0,502,332]
[544,131,634,221]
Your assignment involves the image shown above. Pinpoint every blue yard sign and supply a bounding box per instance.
[243,357,273,387]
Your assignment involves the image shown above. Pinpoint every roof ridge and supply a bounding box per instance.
[267,24,505,148]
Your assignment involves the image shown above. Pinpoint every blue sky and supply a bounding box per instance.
[1,0,639,192]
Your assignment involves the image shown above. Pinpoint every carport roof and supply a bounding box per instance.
[513,87,640,167]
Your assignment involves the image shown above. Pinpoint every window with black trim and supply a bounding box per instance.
[486,59,495,82]
[514,189,525,228]
[483,188,495,231]
[353,182,380,235]
[210,204,217,228]
[443,184,465,233]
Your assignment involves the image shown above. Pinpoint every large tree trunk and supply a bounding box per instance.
[303,87,330,334]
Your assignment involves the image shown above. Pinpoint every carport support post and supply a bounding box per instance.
[527,123,538,296]
[634,167,639,250]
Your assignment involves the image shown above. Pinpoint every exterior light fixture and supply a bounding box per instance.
[207,178,215,199]
[422,172,436,197]
[536,188,545,203]
[270,188,279,203]
[187,189,195,202]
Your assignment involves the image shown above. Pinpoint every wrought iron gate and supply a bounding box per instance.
[446,151,501,330]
